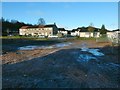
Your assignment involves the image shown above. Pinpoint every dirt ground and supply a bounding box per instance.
[2,39,120,88]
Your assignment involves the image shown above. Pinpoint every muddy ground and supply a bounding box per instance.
[1,39,120,88]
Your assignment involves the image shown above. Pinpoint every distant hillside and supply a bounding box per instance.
[1,18,33,36]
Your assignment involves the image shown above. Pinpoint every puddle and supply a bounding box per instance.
[18,46,39,50]
[18,45,54,50]
[88,49,104,56]
[44,46,54,49]
[38,46,54,49]
[80,42,104,56]
[18,42,72,50]
[77,54,97,62]
[55,42,72,48]
[81,48,104,56]
[77,42,104,63]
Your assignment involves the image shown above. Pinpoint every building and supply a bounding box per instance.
[71,29,80,36]
[106,31,114,38]
[79,28,100,38]
[71,27,100,37]
[19,24,58,37]
[108,29,120,44]
[58,28,68,36]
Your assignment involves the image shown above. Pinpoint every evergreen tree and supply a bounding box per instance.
[2,17,33,36]
[100,24,107,35]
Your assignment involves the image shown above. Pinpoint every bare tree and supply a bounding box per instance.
[37,18,46,25]
[88,23,95,37]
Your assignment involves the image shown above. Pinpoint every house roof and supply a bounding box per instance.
[20,26,29,29]
[71,29,78,32]
[77,27,99,32]
[107,30,114,32]
[44,24,56,27]
[113,29,120,32]
[20,24,57,29]
[58,28,67,31]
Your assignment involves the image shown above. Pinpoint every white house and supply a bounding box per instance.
[106,31,114,38]
[71,27,100,38]
[58,28,68,36]
[79,32,100,38]
[19,24,58,37]
[71,29,80,36]
[108,29,120,44]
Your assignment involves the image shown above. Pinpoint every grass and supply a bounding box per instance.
[0,36,49,41]
[96,35,109,43]
[1,36,102,43]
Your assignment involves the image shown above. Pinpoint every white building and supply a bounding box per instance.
[71,27,100,37]
[106,31,114,38]
[71,29,80,36]
[19,24,58,37]
[79,32,100,38]
[58,28,68,36]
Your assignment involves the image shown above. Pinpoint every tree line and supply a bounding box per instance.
[1,17,47,36]
[88,23,107,35]
[1,17,33,36]
[0,17,109,36]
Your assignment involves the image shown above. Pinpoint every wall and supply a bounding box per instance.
[19,27,53,36]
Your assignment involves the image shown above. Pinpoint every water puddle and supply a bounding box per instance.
[81,48,104,56]
[77,42,104,63]
[77,54,97,62]
[18,42,72,50]
[18,45,54,50]
[76,42,120,72]
[55,42,72,48]
[87,49,104,56]
[18,46,39,50]
[80,42,104,56]
[77,48,104,63]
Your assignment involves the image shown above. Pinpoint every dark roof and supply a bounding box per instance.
[44,24,56,27]
[77,27,99,32]
[20,24,57,29]
[107,30,114,32]
[28,26,39,28]
[113,29,120,32]
[58,28,67,31]
[94,28,99,32]
[20,26,29,29]
[80,29,88,32]
[71,29,78,32]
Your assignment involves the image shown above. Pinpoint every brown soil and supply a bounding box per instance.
[2,39,120,88]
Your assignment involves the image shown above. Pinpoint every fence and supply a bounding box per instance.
[96,32,120,46]
[96,34,109,43]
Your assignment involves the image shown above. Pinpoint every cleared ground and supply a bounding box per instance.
[1,38,120,88]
